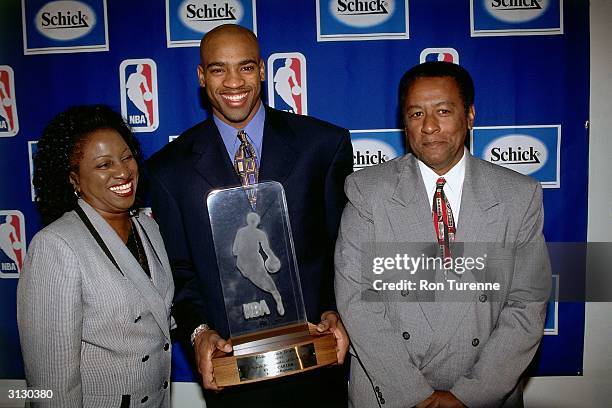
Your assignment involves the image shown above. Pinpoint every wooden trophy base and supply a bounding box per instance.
[212,322,338,386]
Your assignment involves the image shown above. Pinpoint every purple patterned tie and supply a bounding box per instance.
[234,130,258,208]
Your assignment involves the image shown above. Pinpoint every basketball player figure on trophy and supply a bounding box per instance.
[126,64,152,127]
[232,212,284,317]
[273,58,301,114]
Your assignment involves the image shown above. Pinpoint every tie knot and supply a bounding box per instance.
[237,130,248,144]
[436,177,446,188]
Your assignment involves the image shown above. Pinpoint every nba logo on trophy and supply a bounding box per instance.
[267,53,307,115]
[0,66,19,137]
[0,210,26,278]
[120,59,159,132]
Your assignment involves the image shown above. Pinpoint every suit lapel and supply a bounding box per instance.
[421,154,502,367]
[387,155,441,329]
[389,155,437,244]
[455,154,500,243]
[258,107,298,185]
[192,119,241,189]
[78,201,171,340]
[192,110,298,212]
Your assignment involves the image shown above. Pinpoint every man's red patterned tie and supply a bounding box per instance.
[432,177,456,265]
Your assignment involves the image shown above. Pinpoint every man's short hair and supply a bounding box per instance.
[398,61,475,113]
[199,24,260,62]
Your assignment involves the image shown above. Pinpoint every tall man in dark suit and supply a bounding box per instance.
[147,24,352,407]
[335,62,551,407]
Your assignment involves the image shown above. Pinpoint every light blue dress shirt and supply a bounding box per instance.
[213,103,265,167]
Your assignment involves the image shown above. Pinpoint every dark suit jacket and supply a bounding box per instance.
[147,106,353,406]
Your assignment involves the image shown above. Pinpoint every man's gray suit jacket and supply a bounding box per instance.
[17,200,174,407]
[335,153,551,408]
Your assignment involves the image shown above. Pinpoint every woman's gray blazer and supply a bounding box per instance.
[17,200,174,407]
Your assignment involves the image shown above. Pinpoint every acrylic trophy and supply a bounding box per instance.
[206,181,337,386]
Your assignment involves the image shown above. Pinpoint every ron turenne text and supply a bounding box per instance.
[372,279,500,292]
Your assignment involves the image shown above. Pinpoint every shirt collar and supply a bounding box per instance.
[242,103,266,141]
[213,103,265,159]
[417,147,467,196]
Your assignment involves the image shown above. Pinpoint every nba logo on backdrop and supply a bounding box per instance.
[317,0,410,41]
[0,66,19,137]
[267,53,307,115]
[166,0,257,47]
[21,0,109,54]
[0,210,26,279]
[420,48,459,64]
[120,59,159,132]
[471,0,563,36]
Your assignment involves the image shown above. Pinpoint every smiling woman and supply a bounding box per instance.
[17,105,174,407]
[68,128,140,241]
[33,105,144,226]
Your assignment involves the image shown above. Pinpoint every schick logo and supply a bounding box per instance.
[179,0,244,33]
[41,10,89,28]
[472,127,560,187]
[484,0,549,23]
[354,150,389,168]
[35,1,96,41]
[491,0,542,11]
[351,137,399,171]
[185,2,237,21]
[337,0,389,15]
[482,134,548,175]
[331,0,395,28]
[490,146,541,164]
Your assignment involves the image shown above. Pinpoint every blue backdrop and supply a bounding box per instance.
[0,0,589,381]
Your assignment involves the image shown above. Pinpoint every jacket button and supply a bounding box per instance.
[163,381,169,389]
[164,343,169,351]
[400,289,409,297]
[472,338,480,347]
[402,332,410,340]
[141,396,148,403]
[134,316,141,323]
[380,397,385,404]
[374,386,380,392]
[479,294,487,302]
[142,355,149,362]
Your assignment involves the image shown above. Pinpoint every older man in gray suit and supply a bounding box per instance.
[335,62,551,408]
